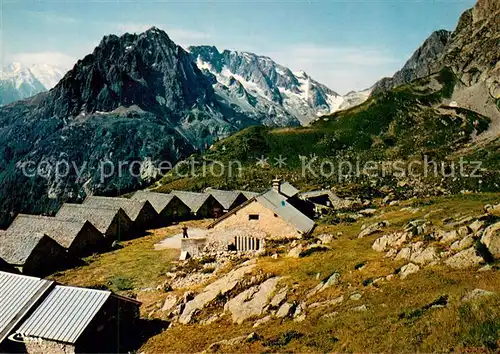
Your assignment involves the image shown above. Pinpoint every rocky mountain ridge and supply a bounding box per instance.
[189,46,371,125]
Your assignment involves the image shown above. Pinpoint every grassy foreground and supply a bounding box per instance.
[51,193,500,352]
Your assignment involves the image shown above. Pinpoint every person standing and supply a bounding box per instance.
[182,225,189,239]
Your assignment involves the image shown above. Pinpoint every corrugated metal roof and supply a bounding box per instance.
[257,190,315,234]
[16,285,111,344]
[0,271,54,344]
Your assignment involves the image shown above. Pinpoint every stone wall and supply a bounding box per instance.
[211,200,299,239]
[24,339,75,354]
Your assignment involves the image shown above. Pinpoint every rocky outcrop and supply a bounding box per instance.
[179,262,256,324]
[224,277,281,324]
[444,247,484,269]
[372,30,452,94]
[481,222,500,259]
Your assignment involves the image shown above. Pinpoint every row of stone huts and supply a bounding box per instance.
[0,188,263,277]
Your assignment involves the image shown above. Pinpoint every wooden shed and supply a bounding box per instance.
[171,191,224,219]
[83,196,158,230]
[131,191,191,225]
[0,232,66,276]
[5,214,105,258]
[56,203,133,244]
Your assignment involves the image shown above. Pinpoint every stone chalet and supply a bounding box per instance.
[207,187,316,251]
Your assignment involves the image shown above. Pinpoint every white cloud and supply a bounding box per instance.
[8,52,77,70]
[265,43,404,94]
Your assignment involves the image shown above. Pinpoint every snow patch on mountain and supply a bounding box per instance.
[189,46,371,125]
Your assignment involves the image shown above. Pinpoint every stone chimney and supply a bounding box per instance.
[272,178,282,193]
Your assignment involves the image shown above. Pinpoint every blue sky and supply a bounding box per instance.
[2,0,475,94]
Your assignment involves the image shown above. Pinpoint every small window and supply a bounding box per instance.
[249,214,259,220]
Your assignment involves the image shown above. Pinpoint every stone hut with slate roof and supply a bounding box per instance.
[171,191,224,219]
[56,204,133,244]
[208,189,316,239]
[131,191,191,225]
[83,196,158,230]
[204,188,249,212]
[5,215,104,258]
[0,232,66,276]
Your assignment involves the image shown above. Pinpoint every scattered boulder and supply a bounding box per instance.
[480,222,500,259]
[458,225,472,238]
[372,232,408,252]
[161,295,178,313]
[351,304,368,312]
[179,262,256,324]
[224,277,281,324]
[444,247,484,269]
[287,244,304,258]
[450,235,475,252]
[410,246,439,265]
[399,263,420,279]
[317,233,335,244]
[270,286,288,307]
[469,220,485,235]
[307,273,340,298]
[404,219,428,236]
[308,296,344,309]
[358,221,390,238]
[438,230,460,244]
[276,302,294,318]
[253,315,272,328]
[350,292,362,301]
[462,288,496,302]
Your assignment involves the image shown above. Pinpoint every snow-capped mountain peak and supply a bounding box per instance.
[189,45,370,125]
[0,62,66,105]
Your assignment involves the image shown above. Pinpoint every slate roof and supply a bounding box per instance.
[205,189,243,210]
[131,191,177,214]
[5,215,94,249]
[83,196,151,221]
[56,203,126,235]
[0,232,53,265]
[171,191,211,213]
[257,189,315,234]
[279,182,300,198]
[16,285,112,344]
[0,271,54,344]
[300,190,341,201]
[239,191,260,199]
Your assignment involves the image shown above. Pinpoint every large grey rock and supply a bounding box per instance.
[161,294,178,313]
[450,235,475,252]
[224,277,281,324]
[358,221,389,238]
[270,286,288,307]
[399,263,420,279]
[179,262,256,324]
[445,247,484,269]
[307,272,340,298]
[372,232,408,252]
[276,302,294,318]
[481,222,500,259]
[410,246,439,265]
[308,295,344,309]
